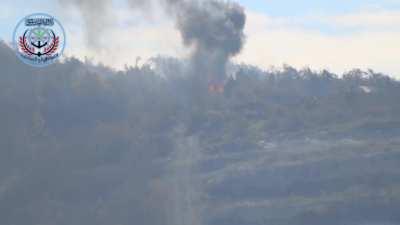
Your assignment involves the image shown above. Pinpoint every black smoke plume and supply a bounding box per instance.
[163,0,246,83]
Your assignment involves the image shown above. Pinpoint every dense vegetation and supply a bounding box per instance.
[1,41,400,225]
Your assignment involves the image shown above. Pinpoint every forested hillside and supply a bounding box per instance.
[1,41,400,225]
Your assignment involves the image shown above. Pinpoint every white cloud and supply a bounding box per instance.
[320,9,400,30]
[234,10,400,78]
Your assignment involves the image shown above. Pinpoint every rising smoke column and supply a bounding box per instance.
[58,0,113,49]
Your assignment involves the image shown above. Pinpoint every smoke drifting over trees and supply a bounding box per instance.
[1,40,400,225]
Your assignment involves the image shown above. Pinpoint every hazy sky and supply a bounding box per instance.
[1,0,400,77]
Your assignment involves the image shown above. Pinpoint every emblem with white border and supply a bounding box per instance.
[13,13,66,67]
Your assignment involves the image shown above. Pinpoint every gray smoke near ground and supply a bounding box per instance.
[166,129,203,225]
[61,0,246,81]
